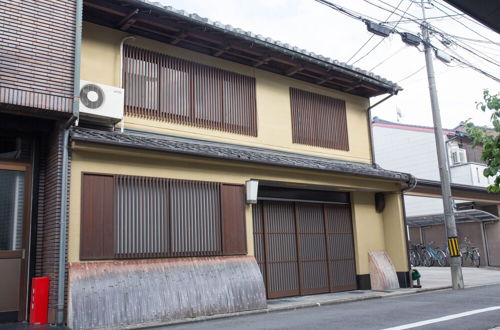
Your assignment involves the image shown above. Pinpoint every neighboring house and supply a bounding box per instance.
[1,1,414,329]
[372,118,500,267]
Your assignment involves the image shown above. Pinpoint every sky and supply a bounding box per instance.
[156,0,499,129]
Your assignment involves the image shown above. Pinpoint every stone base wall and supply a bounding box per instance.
[68,256,266,329]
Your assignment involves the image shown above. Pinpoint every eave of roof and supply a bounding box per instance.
[83,0,402,98]
[71,127,413,185]
[443,0,500,34]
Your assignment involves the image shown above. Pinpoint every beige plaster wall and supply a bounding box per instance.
[68,143,405,276]
[351,192,386,275]
[81,22,372,163]
[382,193,409,272]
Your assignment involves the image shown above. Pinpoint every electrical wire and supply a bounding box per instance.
[397,65,426,83]
[433,0,495,35]
[430,1,498,45]
[313,0,500,83]
[351,1,413,65]
[369,45,407,71]
[346,0,404,64]
[384,13,463,24]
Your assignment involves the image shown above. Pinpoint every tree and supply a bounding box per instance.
[466,90,500,192]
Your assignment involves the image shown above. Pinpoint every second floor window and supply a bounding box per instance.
[290,88,349,151]
[123,45,257,136]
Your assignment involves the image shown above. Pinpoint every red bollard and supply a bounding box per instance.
[29,277,50,325]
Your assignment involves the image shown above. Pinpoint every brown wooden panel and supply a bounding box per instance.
[221,184,247,255]
[324,204,357,292]
[262,201,300,299]
[295,203,329,295]
[290,88,349,151]
[80,174,115,260]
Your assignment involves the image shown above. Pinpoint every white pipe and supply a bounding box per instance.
[119,36,136,133]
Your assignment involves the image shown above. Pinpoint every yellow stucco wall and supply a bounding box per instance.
[382,193,409,272]
[81,22,372,163]
[68,142,407,277]
[351,192,386,275]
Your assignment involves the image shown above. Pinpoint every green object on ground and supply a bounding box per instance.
[412,269,421,280]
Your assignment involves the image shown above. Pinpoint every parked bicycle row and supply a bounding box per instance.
[409,237,480,267]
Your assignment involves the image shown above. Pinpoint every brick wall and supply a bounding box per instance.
[0,0,76,113]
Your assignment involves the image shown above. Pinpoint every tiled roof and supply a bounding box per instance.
[126,0,401,94]
[71,127,413,184]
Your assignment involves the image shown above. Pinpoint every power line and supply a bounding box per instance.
[312,0,500,83]
[432,0,495,34]
[369,45,407,70]
[426,26,500,68]
[346,0,404,64]
[430,1,498,45]
[384,13,464,24]
[351,1,413,65]
[397,65,426,83]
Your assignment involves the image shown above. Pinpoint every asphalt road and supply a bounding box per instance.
[158,284,500,330]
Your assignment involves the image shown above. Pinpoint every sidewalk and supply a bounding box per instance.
[3,267,498,329]
[134,266,500,329]
[416,266,500,289]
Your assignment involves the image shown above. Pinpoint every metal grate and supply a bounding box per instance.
[123,45,257,136]
[290,88,349,151]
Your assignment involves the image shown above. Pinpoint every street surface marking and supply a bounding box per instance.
[382,306,500,330]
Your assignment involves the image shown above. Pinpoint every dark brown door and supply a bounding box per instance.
[253,200,356,299]
[0,161,31,321]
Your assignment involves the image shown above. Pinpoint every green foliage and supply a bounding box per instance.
[465,90,500,193]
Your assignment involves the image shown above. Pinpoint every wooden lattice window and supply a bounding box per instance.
[123,45,257,136]
[80,173,246,260]
[290,88,349,150]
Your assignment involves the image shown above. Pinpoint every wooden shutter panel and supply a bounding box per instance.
[80,174,115,260]
[221,184,247,255]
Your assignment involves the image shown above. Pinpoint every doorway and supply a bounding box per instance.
[0,161,31,322]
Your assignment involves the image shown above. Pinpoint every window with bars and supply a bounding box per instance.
[80,173,246,260]
[123,45,258,136]
[290,88,349,151]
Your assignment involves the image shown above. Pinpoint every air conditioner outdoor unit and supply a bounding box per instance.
[79,80,124,124]
[451,147,467,164]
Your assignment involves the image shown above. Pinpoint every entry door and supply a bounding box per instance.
[0,161,31,321]
[253,200,357,299]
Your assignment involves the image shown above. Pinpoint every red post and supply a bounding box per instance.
[29,277,50,325]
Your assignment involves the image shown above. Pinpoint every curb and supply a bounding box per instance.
[126,285,453,329]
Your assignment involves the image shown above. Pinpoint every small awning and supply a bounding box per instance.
[407,209,498,227]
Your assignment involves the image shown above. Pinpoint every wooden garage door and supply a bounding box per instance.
[253,201,356,299]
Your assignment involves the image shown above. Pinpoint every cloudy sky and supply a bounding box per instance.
[158,0,499,129]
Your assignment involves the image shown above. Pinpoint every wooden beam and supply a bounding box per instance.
[118,9,139,31]
[171,31,188,45]
[286,66,303,76]
[253,57,271,67]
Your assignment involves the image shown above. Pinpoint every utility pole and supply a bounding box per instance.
[420,0,464,289]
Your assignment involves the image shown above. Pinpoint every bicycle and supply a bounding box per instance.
[460,237,480,267]
[425,241,448,267]
[409,243,426,266]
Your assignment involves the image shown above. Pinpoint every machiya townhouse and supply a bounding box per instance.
[0,1,416,329]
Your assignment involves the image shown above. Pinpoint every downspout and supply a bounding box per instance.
[367,92,397,166]
[401,174,417,287]
[119,36,136,133]
[56,0,82,325]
